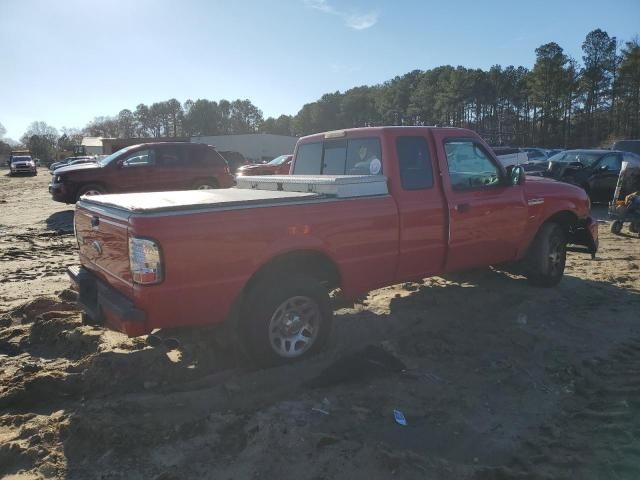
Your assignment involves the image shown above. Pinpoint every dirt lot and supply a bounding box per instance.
[1,170,640,480]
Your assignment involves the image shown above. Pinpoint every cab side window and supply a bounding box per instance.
[444,140,501,191]
[122,149,155,167]
[598,153,621,172]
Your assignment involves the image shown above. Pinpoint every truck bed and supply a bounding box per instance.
[78,175,390,215]
[78,189,321,214]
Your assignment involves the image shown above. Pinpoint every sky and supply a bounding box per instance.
[1,0,639,140]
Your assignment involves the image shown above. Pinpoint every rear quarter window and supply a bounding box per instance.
[396,136,433,190]
[293,137,382,175]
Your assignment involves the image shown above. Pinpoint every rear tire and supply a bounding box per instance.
[611,220,623,235]
[76,184,105,201]
[241,274,333,366]
[524,223,567,287]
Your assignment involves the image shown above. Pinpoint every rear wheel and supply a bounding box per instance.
[610,220,623,235]
[524,223,567,287]
[192,179,218,190]
[242,274,333,365]
[76,184,105,201]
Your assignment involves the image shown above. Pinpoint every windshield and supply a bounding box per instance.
[98,145,138,166]
[267,155,290,166]
[11,156,32,163]
[548,151,604,167]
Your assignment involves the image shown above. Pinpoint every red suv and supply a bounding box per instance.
[235,154,293,177]
[49,142,234,203]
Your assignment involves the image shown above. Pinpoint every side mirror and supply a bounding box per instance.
[599,164,609,171]
[508,165,525,186]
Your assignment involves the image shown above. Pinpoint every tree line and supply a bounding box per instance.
[287,29,639,148]
[13,28,640,161]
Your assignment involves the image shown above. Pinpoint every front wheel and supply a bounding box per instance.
[76,184,105,201]
[524,223,567,287]
[242,274,333,365]
[610,220,623,235]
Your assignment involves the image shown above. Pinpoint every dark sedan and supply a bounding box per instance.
[541,149,640,203]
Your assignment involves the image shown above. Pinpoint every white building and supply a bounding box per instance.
[191,133,298,163]
[81,137,108,155]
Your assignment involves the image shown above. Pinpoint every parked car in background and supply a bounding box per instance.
[540,149,640,203]
[491,147,528,167]
[218,151,250,174]
[49,142,234,203]
[68,126,598,363]
[65,158,99,168]
[9,155,37,176]
[545,149,564,158]
[522,147,549,162]
[613,139,640,155]
[235,154,293,176]
[49,156,94,172]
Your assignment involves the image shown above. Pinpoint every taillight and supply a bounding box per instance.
[128,237,163,285]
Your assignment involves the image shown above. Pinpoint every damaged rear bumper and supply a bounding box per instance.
[67,265,149,336]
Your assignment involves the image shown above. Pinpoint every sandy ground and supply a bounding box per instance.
[1,170,640,480]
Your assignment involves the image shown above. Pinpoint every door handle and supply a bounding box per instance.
[456,203,471,213]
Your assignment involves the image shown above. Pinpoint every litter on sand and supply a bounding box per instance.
[393,409,407,426]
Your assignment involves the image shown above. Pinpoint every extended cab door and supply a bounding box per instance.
[433,134,528,271]
[387,133,448,279]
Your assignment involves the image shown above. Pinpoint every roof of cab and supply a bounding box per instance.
[297,126,475,144]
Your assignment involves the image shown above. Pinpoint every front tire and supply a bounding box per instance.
[524,223,567,287]
[76,184,105,201]
[610,220,623,235]
[242,274,333,365]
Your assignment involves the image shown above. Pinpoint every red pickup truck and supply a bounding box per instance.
[68,127,598,364]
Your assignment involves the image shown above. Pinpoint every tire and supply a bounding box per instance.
[524,223,567,287]
[76,184,105,201]
[241,274,333,365]
[192,178,219,190]
[610,220,623,235]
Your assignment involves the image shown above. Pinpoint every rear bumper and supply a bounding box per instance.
[67,265,149,336]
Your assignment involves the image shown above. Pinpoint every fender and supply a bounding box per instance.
[517,200,583,258]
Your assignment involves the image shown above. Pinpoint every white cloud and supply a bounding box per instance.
[304,0,379,30]
[346,11,379,30]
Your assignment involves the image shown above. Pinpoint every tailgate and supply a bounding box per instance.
[75,205,132,288]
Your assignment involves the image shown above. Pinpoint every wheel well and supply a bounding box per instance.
[244,250,341,294]
[544,210,579,236]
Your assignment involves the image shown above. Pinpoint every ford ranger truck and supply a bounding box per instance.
[68,127,598,364]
